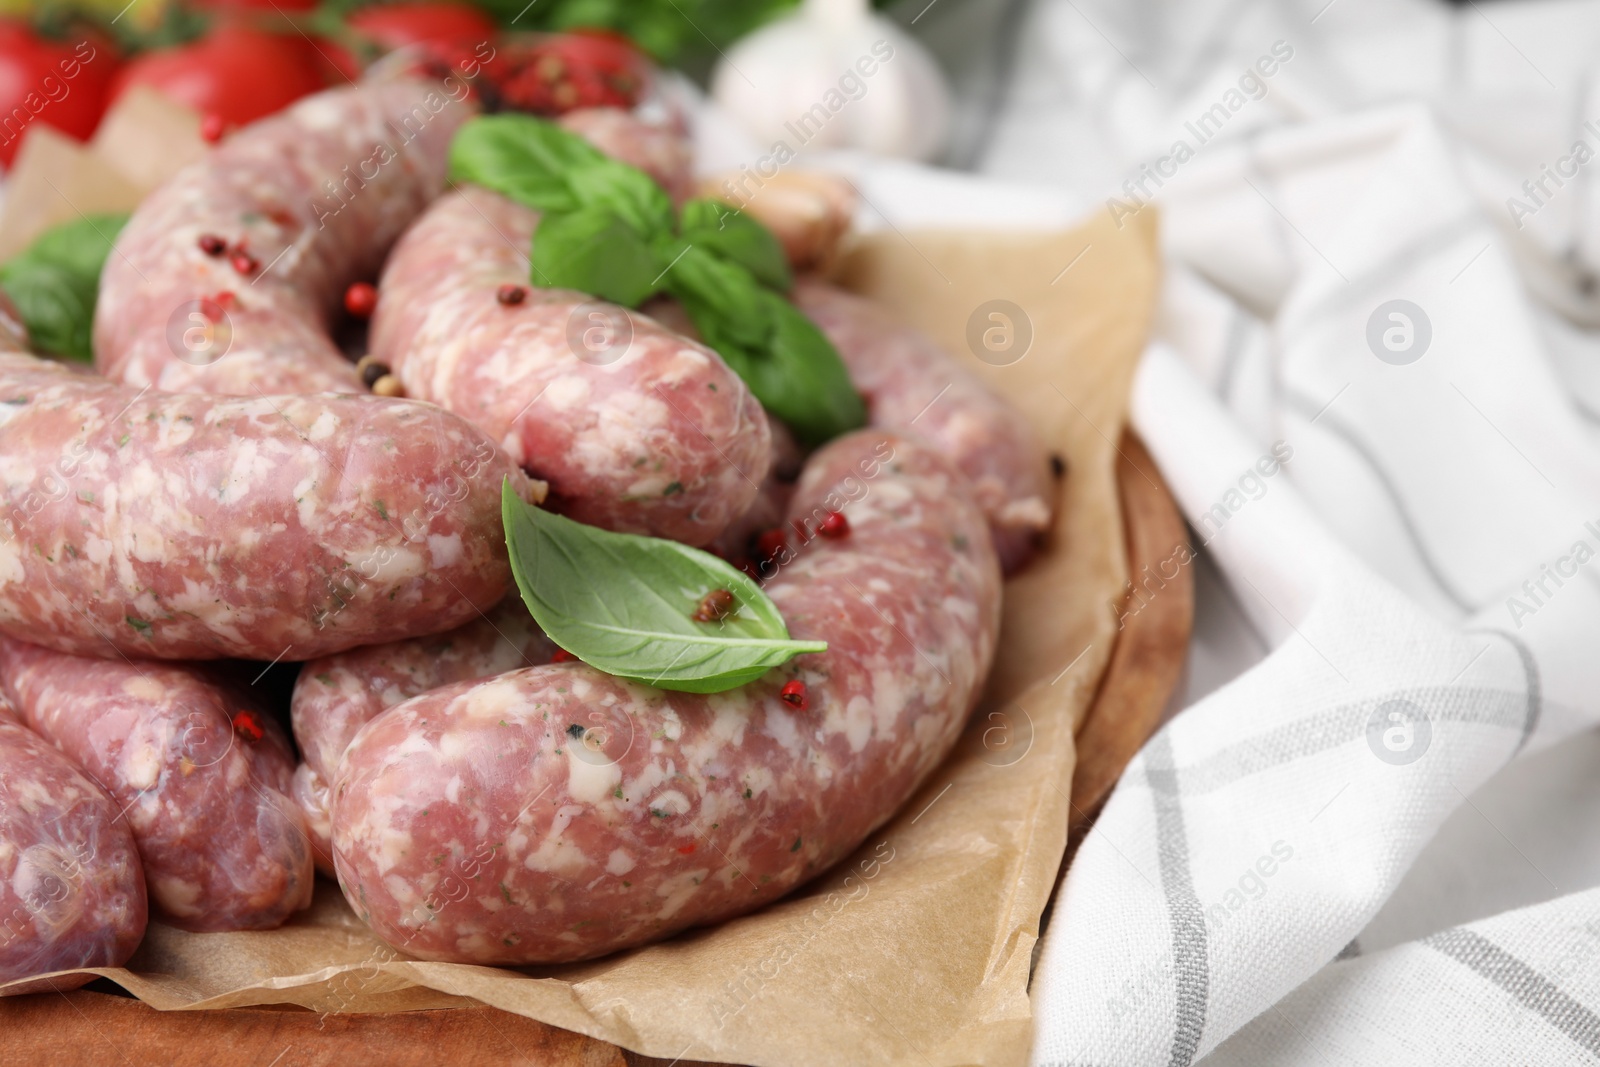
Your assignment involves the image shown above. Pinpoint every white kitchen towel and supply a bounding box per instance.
[978,1,1600,1064]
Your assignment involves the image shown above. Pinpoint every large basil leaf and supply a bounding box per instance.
[533,207,663,307]
[678,198,791,291]
[503,482,825,693]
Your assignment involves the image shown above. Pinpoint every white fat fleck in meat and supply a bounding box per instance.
[761,700,805,759]
[306,409,341,442]
[839,693,876,753]
[654,867,710,921]
[0,540,25,586]
[427,533,464,569]
[151,875,202,918]
[523,804,592,874]
[606,849,635,876]
[650,348,711,386]
[344,544,424,583]
[647,788,690,816]
[565,745,622,805]
[122,676,166,702]
[541,376,590,410]
[868,668,914,745]
[123,744,163,792]
[458,674,526,722]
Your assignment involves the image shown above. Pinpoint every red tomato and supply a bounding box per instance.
[0,21,120,169]
[109,25,327,131]
[347,2,497,51]
[494,32,646,116]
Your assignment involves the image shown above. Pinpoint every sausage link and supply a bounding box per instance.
[289,599,559,871]
[0,691,147,994]
[0,638,311,932]
[370,114,769,547]
[331,430,1000,964]
[0,351,527,661]
[94,80,471,396]
[792,279,1054,572]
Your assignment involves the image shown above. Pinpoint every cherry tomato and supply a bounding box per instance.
[0,21,120,169]
[347,2,497,51]
[494,31,646,116]
[109,25,327,131]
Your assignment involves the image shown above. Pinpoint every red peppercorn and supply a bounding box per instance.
[344,281,378,318]
[211,291,237,312]
[676,842,697,855]
[197,234,226,257]
[818,510,850,539]
[200,113,226,143]
[755,527,787,563]
[552,648,577,663]
[231,711,264,743]
[780,679,808,710]
[496,283,527,306]
[230,251,258,276]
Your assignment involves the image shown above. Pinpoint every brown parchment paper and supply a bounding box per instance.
[0,137,1159,1063]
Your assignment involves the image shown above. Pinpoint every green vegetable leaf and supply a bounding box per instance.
[0,213,129,361]
[668,260,865,444]
[533,208,664,307]
[678,199,791,290]
[450,115,673,237]
[448,114,597,214]
[565,157,675,238]
[449,114,865,446]
[503,481,825,693]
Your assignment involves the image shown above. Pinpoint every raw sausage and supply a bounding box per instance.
[0,638,311,932]
[0,351,529,661]
[792,280,1054,572]
[94,80,471,396]
[292,597,559,792]
[369,113,769,547]
[0,690,147,994]
[330,430,1000,964]
[290,599,559,872]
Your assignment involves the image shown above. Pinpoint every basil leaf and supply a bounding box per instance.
[502,481,826,693]
[448,114,599,213]
[533,208,664,307]
[450,115,674,238]
[670,269,865,445]
[657,242,770,349]
[678,198,791,291]
[566,158,675,239]
[447,113,866,446]
[0,213,128,362]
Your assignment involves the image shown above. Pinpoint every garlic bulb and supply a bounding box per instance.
[710,0,950,162]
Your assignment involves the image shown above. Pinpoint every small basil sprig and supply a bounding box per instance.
[449,115,866,445]
[503,481,825,693]
[0,213,129,361]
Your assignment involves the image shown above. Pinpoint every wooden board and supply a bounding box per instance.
[0,432,1190,1067]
